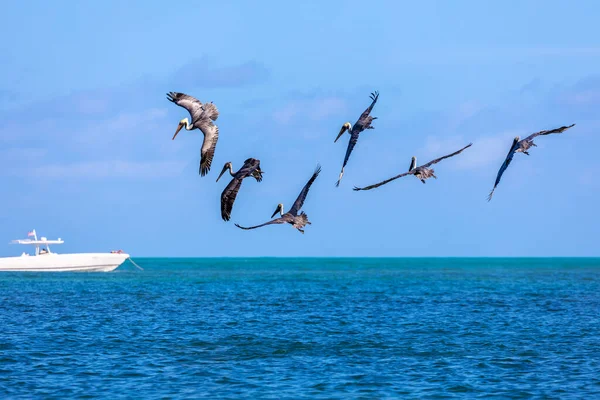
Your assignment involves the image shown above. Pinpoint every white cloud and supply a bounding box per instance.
[5,160,186,179]
[386,48,600,66]
[273,96,347,125]
[171,59,270,88]
[273,104,300,125]
[577,167,600,187]
[420,129,525,170]
[563,89,600,106]
[106,108,167,131]
[450,101,484,126]
[0,147,48,163]
[74,95,111,114]
[0,106,186,180]
[73,108,170,146]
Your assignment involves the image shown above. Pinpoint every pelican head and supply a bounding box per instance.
[409,156,417,172]
[216,162,233,182]
[510,136,521,151]
[271,203,284,218]
[334,122,352,143]
[172,118,190,140]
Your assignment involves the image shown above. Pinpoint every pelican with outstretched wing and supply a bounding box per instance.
[216,158,263,221]
[167,91,220,176]
[235,165,321,234]
[488,124,575,201]
[353,143,472,191]
[334,91,379,187]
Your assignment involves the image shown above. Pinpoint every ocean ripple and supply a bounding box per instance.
[0,258,599,398]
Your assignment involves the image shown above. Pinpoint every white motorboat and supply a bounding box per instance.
[0,230,130,272]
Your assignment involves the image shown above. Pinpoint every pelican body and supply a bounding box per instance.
[354,143,472,191]
[488,124,575,201]
[335,91,379,187]
[167,92,220,176]
[235,165,321,234]
[216,158,263,221]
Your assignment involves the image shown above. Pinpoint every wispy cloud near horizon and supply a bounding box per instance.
[170,58,269,89]
[0,58,270,180]
[273,96,347,125]
[4,160,186,179]
[0,58,270,119]
[419,130,524,170]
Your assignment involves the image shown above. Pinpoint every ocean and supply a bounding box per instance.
[1,258,599,398]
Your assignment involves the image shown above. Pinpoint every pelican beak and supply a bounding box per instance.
[172,122,184,140]
[334,130,344,143]
[271,204,282,218]
[334,123,350,143]
[216,165,228,182]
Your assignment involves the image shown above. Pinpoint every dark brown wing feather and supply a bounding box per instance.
[234,218,287,230]
[487,140,519,201]
[357,91,379,123]
[335,91,379,186]
[522,123,575,142]
[336,132,359,186]
[166,92,204,122]
[237,158,261,179]
[251,167,263,182]
[421,143,473,168]
[195,104,221,176]
[198,124,218,176]
[201,102,219,121]
[353,171,414,191]
[289,164,321,216]
[220,178,243,221]
[220,159,261,221]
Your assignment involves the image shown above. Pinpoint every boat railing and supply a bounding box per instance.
[9,231,64,256]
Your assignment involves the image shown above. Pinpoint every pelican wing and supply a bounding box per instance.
[353,171,414,191]
[421,143,473,168]
[220,177,243,221]
[166,92,204,122]
[201,102,220,121]
[238,158,261,179]
[523,123,575,142]
[234,218,287,230]
[220,159,261,221]
[357,91,379,123]
[195,119,219,176]
[249,158,264,182]
[194,103,222,175]
[336,132,359,186]
[289,164,321,216]
[487,140,520,201]
[251,168,263,182]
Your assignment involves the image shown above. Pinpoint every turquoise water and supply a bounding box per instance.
[1,258,599,398]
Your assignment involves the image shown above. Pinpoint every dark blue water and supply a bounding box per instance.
[1,258,599,398]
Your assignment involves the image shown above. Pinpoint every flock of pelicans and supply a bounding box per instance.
[167,91,576,234]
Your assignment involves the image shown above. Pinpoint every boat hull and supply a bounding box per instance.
[0,253,130,272]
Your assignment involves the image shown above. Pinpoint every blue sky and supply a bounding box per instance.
[1,0,599,256]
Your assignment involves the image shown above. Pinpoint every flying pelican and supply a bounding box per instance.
[353,143,472,191]
[334,91,379,187]
[235,165,321,234]
[167,91,219,176]
[487,124,575,201]
[216,158,263,222]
